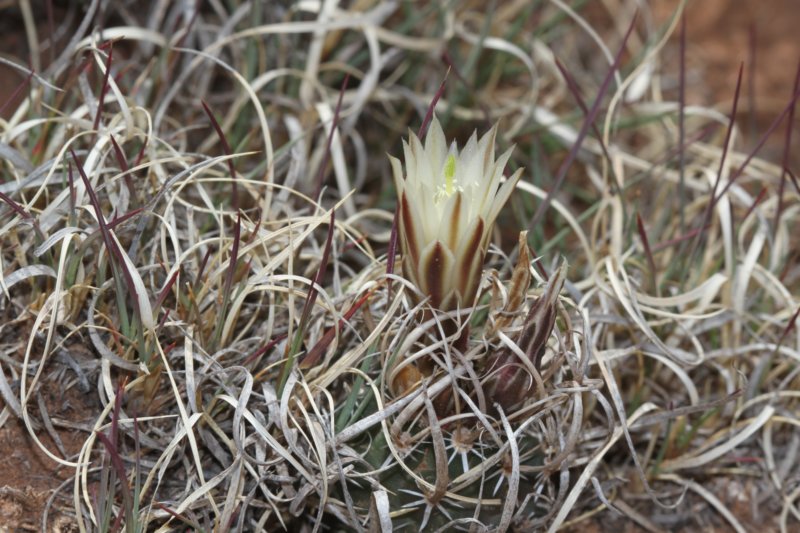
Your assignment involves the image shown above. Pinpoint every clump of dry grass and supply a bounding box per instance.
[1,0,798,531]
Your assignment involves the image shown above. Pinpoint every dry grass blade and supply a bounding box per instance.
[92,43,113,134]
[530,11,639,229]
[312,74,349,203]
[636,213,658,294]
[201,100,240,211]
[496,406,519,532]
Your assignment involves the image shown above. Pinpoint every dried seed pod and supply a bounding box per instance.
[484,260,567,412]
[489,231,533,336]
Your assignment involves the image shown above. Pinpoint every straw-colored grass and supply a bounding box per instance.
[1,0,798,531]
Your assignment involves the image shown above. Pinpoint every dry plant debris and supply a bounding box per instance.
[0,0,798,531]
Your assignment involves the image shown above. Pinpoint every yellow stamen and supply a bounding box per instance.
[444,154,456,196]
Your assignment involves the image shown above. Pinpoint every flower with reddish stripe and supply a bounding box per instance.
[390,117,523,312]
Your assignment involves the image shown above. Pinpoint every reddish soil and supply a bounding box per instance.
[0,370,92,530]
[652,0,800,168]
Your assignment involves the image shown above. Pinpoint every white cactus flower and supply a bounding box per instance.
[390,116,523,311]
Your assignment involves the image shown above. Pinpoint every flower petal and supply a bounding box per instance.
[476,146,514,214]
[389,154,405,190]
[487,167,524,227]
[408,131,427,185]
[418,240,455,309]
[478,123,498,175]
[460,131,480,167]
[458,247,484,306]
[400,191,424,265]
[425,116,448,172]
[454,217,486,303]
[455,216,485,262]
[437,191,463,251]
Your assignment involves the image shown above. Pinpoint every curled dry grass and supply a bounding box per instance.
[0,0,798,531]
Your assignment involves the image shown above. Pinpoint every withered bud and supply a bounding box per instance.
[483,260,567,413]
